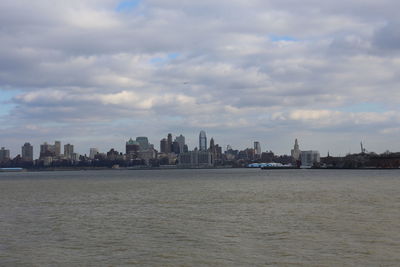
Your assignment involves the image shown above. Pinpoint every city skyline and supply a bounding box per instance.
[0,130,388,160]
[1,1,400,156]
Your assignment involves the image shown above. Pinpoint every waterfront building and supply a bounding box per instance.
[178,148,214,168]
[89,148,99,159]
[0,147,10,162]
[64,144,74,159]
[21,143,34,162]
[126,138,140,155]
[137,149,157,165]
[136,137,149,151]
[300,150,320,167]
[199,130,207,151]
[291,139,301,161]
[254,142,261,157]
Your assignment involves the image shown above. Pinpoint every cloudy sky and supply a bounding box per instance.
[1,0,400,157]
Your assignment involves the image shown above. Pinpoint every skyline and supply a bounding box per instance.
[1,0,400,156]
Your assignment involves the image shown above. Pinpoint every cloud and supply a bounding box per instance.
[1,0,400,156]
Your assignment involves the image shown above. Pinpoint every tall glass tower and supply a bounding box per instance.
[199,130,207,151]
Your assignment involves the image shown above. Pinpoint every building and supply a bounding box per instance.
[64,144,74,159]
[167,133,173,153]
[254,142,261,157]
[136,137,149,151]
[40,142,55,158]
[175,135,186,153]
[89,148,99,159]
[300,150,320,167]
[21,143,34,162]
[199,130,207,151]
[291,139,301,161]
[126,138,140,155]
[178,149,214,168]
[0,147,10,162]
[172,141,181,154]
[54,141,61,157]
[160,138,168,154]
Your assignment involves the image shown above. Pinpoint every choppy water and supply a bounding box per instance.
[0,169,399,266]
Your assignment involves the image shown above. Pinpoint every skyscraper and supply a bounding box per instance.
[126,138,140,155]
[175,134,186,153]
[0,147,10,162]
[199,130,207,151]
[160,138,168,153]
[209,138,215,152]
[21,142,34,162]
[167,133,173,153]
[54,141,61,157]
[291,139,301,161]
[64,144,74,159]
[89,148,99,159]
[136,137,149,151]
[254,141,261,156]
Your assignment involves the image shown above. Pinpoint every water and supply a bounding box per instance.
[0,169,399,266]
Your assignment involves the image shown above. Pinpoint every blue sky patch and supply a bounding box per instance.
[338,102,386,113]
[115,0,141,12]
[150,53,180,64]
[270,35,298,42]
[0,90,20,116]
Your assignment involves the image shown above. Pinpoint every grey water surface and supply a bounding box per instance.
[0,169,399,266]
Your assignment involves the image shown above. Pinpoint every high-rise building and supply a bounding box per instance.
[172,141,181,154]
[64,144,74,159]
[136,137,149,151]
[126,138,140,155]
[175,135,185,153]
[0,147,10,162]
[291,139,301,161]
[300,150,320,167]
[209,138,215,152]
[160,138,168,154]
[89,148,99,159]
[167,133,173,153]
[54,141,61,157]
[40,142,55,158]
[199,130,207,151]
[21,143,34,162]
[254,142,261,156]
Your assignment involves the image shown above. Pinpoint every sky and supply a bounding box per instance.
[1,0,400,157]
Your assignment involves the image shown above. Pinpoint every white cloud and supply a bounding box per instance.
[1,0,400,156]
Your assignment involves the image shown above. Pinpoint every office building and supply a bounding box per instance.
[199,130,207,151]
[167,133,173,153]
[40,142,55,158]
[254,141,261,156]
[300,150,320,167]
[160,138,168,154]
[0,147,10,162]
[54,141,61,157]
[89,148,99,159]
[175,135,185,153]
[178,149,214,168]
[64,144,74,159]
[136,137,149,151]
[126,138,140,155]
[21,143,34,162]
